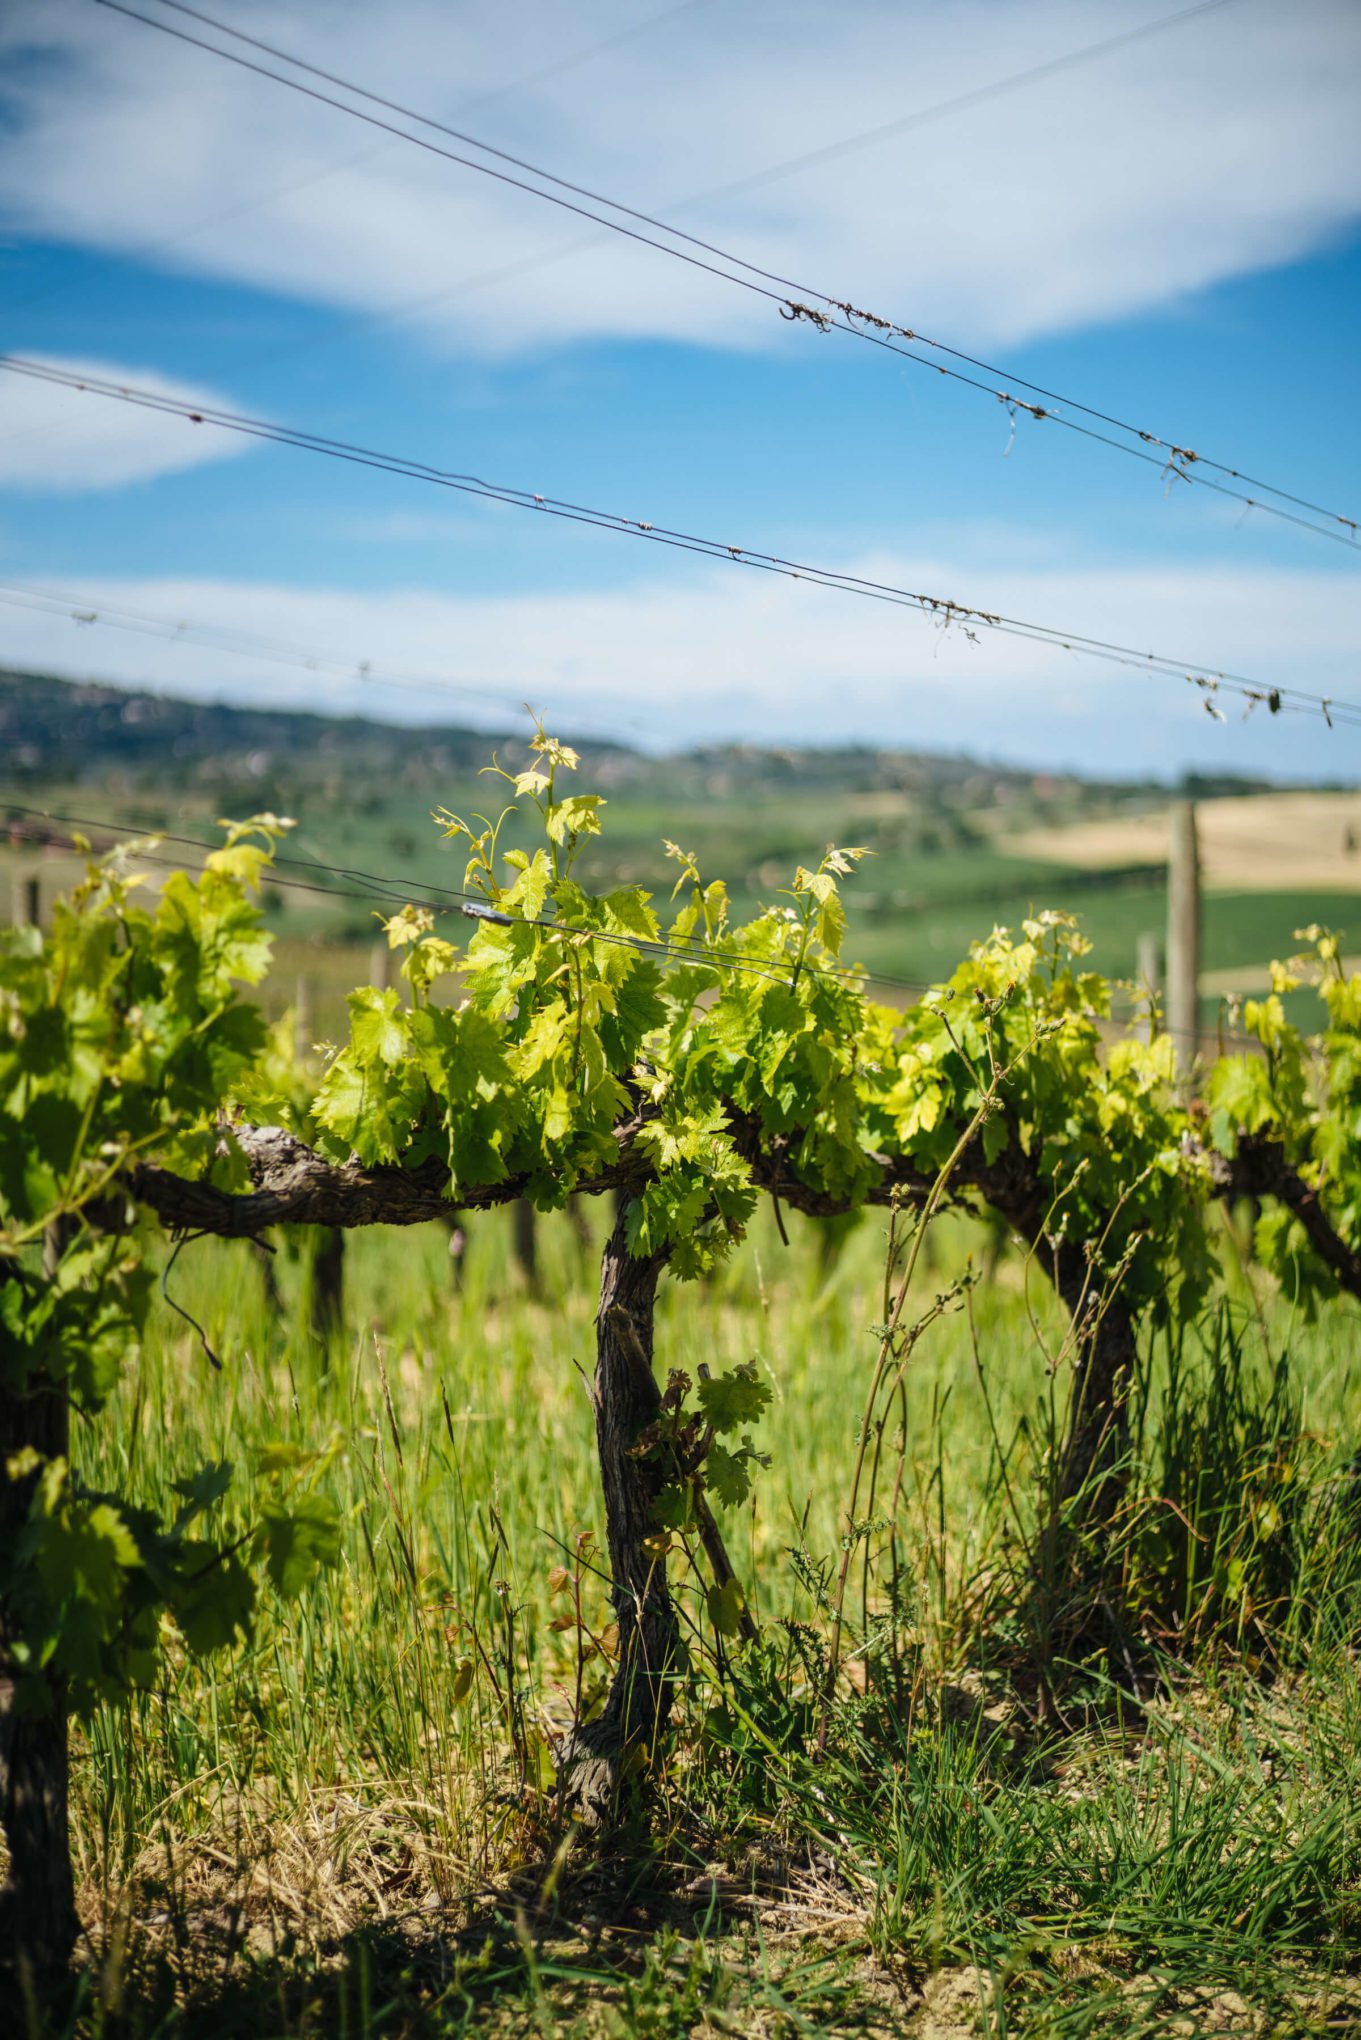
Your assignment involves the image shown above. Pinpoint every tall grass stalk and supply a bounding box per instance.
[57,1203,1361,2035]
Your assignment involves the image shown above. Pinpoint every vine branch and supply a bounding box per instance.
[125,1122,1361,1313]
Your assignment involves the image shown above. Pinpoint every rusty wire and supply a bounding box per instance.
[91,0,1359,553]
[4,355,1355,731]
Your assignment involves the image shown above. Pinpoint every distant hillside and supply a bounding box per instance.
[0,666,1280,807]
[0,667,604,794]
[3,665,1348,1040]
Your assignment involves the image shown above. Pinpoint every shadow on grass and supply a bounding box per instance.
[43,1837,897,2040]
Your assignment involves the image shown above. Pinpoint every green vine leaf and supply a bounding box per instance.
[255,1494,342,1600]
[705,1442,755,1509]
[698,1363,772,1434]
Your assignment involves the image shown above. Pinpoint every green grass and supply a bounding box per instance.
[40,1203,1361,2037]
[8,698,1361,2032]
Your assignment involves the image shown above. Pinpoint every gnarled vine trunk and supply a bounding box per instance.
[558,1203,677,1820]
[0,1373,76,1988]
[1051,1245,1137,1524]
[985,1178,1138,1528]
[1015,1241,1144,1690]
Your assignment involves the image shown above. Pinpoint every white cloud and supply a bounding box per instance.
[0,355,254,491]
[1,0,1359,357]
[2,549,1355,779]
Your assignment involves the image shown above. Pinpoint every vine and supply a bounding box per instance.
[0,822,341,1972]
[4,727,1360,1975]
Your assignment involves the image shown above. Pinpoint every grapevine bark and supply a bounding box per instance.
[0,1373,76,1986]
[1050,1245,1138,1521]
[557,1203,677,1821]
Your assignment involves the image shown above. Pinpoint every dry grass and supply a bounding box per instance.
[1001,790,1361,892]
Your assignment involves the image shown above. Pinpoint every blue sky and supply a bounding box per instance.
[1,0,1359,777]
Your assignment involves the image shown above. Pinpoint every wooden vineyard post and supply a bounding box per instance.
[294,974,311,1063]
[1166,801,1201,1067]
[308,1227,345,1349]
[1136,931,1162,1040]
[12,872,39,930]
[289,975,344,1344]
[440,1210,468,1289]
[513,1199,538,1289]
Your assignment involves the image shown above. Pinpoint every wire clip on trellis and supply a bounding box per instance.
[92,0,1361,553]
[2,357,1354,734]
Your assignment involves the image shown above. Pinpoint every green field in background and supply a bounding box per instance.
[6,769,1354,1041]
